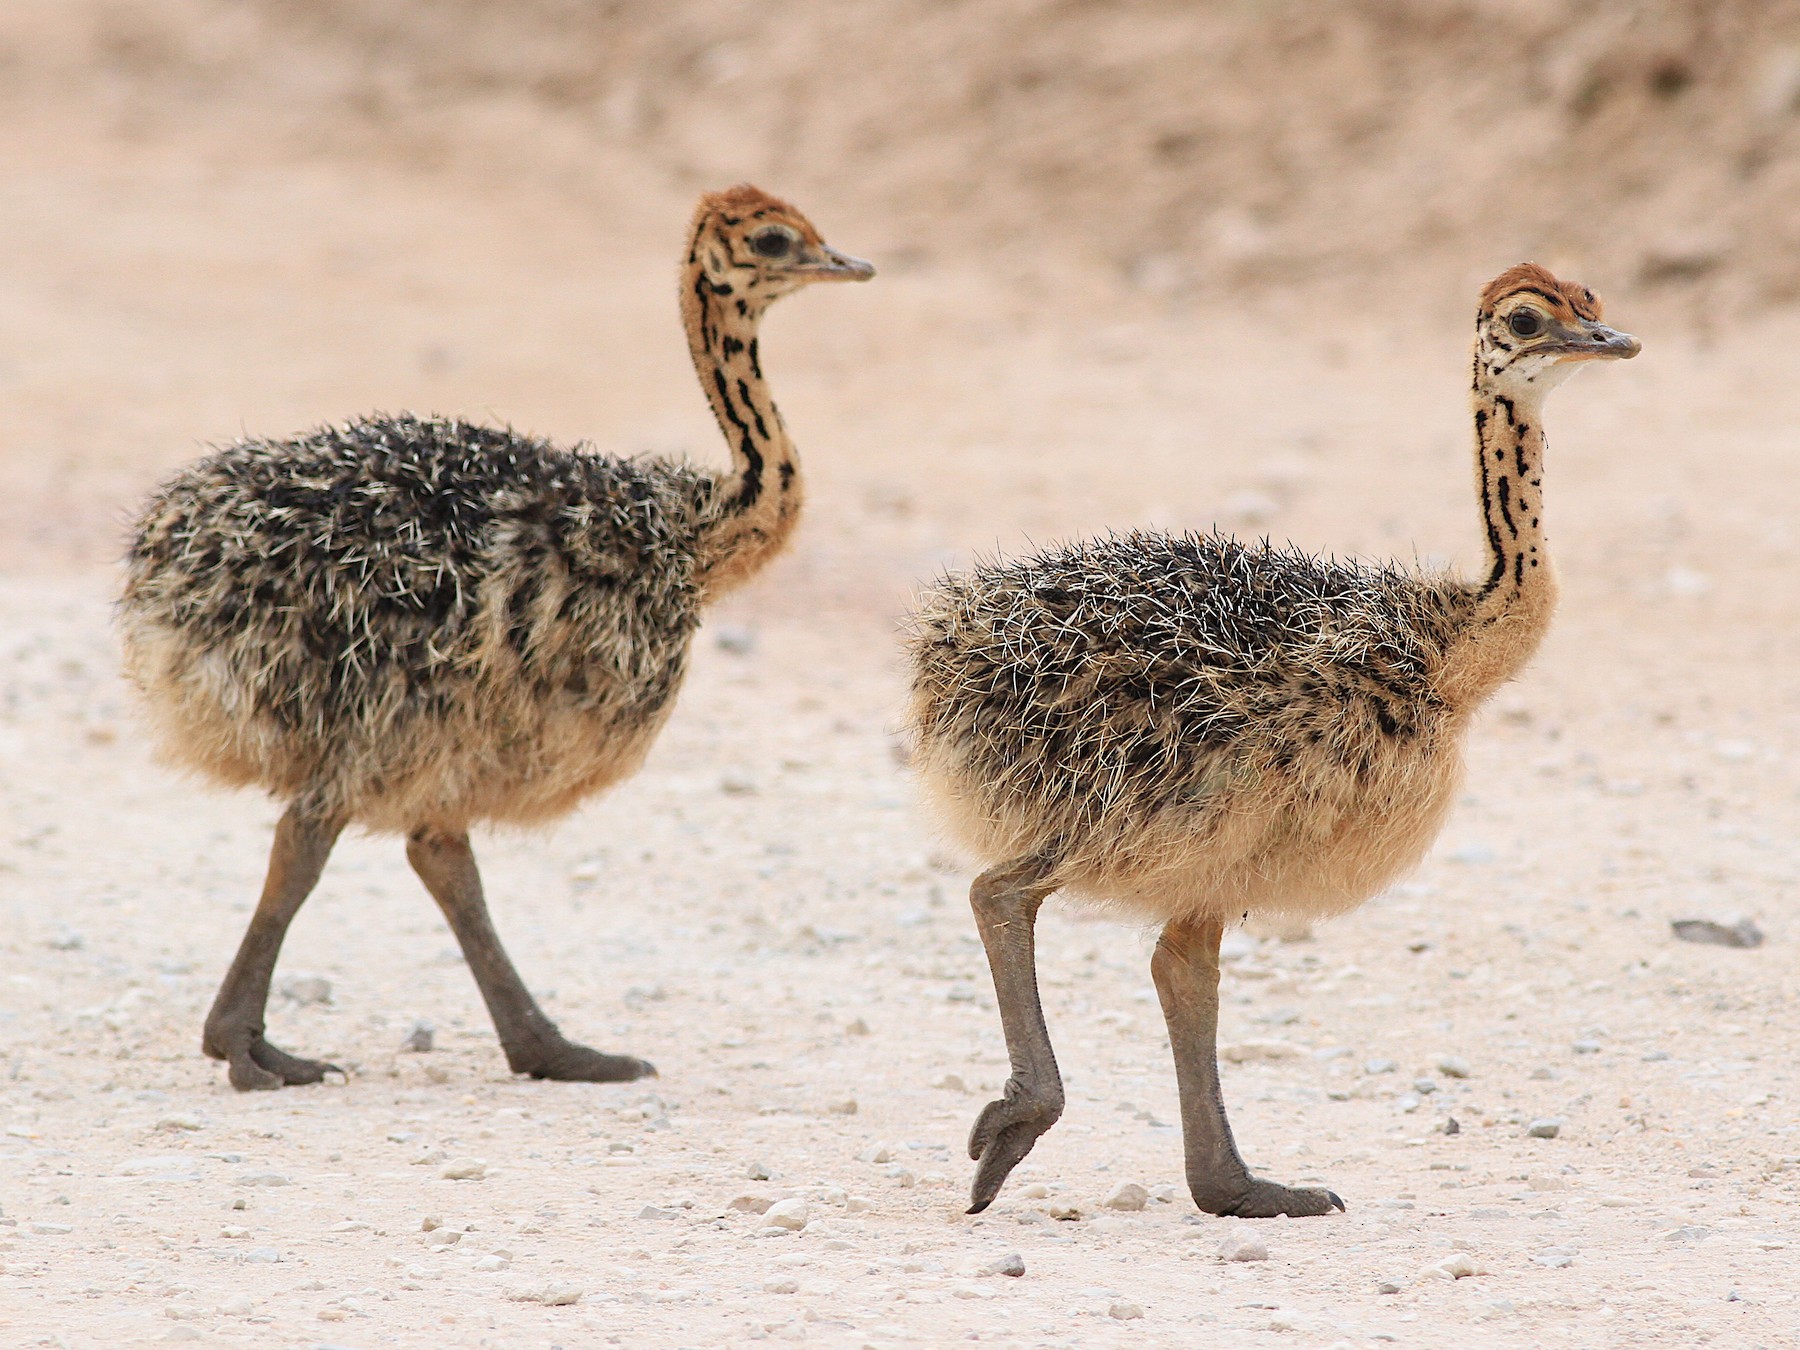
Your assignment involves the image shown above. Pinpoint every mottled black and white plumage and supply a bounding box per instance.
[116,186,872,1092]
[910,532,1475,913]
[906,265,1638,1222]
[124,415,711,832]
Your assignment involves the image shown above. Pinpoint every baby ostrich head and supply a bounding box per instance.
[688,184,875,307]
[1474,263,1639,397]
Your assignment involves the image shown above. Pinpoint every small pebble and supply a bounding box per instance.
[241,1247,281,1263]
[471,1254,509,1272]
[855,1144,891,1164]
[636,1205,682,1221]
[220,1225,249,1239]
[728,1194,774,1214]
[763,1276,799,1294]
[441,1158,487,1181]
[1441,1117,1461,1136]
[1108,1299,1144,1320]
[1218,1228,1269,1263]
[1221,1039,1302,1063]
[1527,1118,1563,1139]
[423,1229,462,1247]
[1528,1173,1568,1192]
[1365,1058,1398,1075]
[763,1198,810,1232]
[276,974,333,1005]
[844,1018,871,1036]
[1103,1182,1149,1212]
[1571,1039,1602,1055]
[746,1161,773,1180]
[1046,1202,1083,1221]
[238,1172,290,1187]
[980,1252,1026,1277]
[401,1020,435,1053]
[936,1073,967,1092]
[1376,1279,1403,1295]
[1670,918,1764,949]
[156,1113,203,1132]
[1534,1246,1577,1268]
[714,624,757,655]
[47,927,84,951]
[218,1295,253,1316]
[1436,1055,1472,1079]
[828,1099,859,1116]
[1421,1252,1478,1281]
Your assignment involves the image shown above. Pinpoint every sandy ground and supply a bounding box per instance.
[5,9,1800,1350]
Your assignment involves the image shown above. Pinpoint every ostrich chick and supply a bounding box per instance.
[120,186,872,1091]
[906,266,1637,1216]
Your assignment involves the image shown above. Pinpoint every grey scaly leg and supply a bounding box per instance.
[965,855,1062,1214]
[1152,917,1344,1218]
[406,827,654,1083]
[202,803,344,1091]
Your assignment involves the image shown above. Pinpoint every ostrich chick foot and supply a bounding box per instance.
[510,1036,657,1083]
[205,1026,341,1092]
[966,1077,1063,1213]
[1196,1173,1345,1219]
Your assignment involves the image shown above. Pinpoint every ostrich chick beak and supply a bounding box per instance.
[802,246,877,282]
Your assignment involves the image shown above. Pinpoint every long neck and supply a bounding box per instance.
[681,262,803,595]
[1438,378,1560,706]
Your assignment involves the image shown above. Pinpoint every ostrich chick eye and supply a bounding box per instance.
[1508,309,1545,339]
[750,229,793,259]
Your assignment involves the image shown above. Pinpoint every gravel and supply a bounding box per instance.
[1527,1118,1564,1139]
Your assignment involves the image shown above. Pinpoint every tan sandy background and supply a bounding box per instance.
[2,3,1798,1347]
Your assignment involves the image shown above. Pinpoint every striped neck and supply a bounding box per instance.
[681,257,803,594]
[1440,377,1560,704]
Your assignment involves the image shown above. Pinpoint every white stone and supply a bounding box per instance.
[1420,1252,1479,1281]
[1218,1228,1269,1263]
[763,1198,810,1232]
[1108,1299,1145,1320]
[1103,1182,1149,1211]
[441,1157,487,1180]
[277,974,333,1005]
[1221,1040,1303,1063]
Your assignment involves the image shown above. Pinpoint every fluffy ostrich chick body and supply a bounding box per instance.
[905,266,1638,1216]
[120,187,872,1090]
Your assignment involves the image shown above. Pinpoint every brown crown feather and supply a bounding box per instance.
[1478,263,1602,322]
[690,183,822,244]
